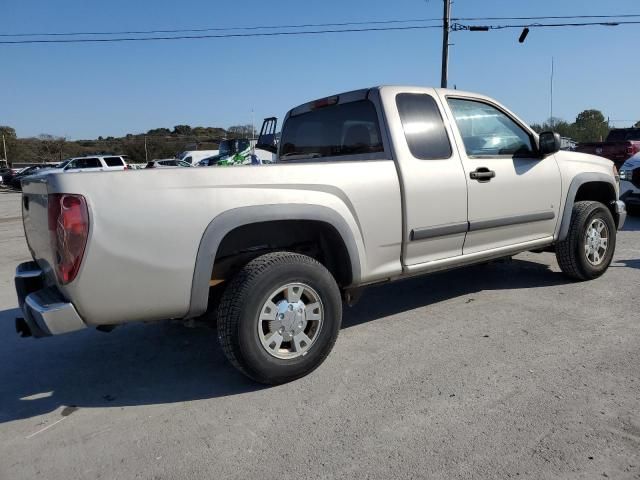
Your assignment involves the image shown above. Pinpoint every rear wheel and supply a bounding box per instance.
[217,252,342,384]
[555,201,616,280]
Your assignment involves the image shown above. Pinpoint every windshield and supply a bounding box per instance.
[56,160,71,169]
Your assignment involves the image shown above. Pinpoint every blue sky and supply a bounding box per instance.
[2,0,639,139]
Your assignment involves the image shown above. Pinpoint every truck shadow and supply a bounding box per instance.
[621,214,640,232]
[0,257,568,423]
[342,257,566,329]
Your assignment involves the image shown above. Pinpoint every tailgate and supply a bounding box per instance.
[21,176,57,284]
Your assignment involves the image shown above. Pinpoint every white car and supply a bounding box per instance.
[619,153,640,215]
[60,155,128,173]
[145,159,192,169]
[176,150,219,166]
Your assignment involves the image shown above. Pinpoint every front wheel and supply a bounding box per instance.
[555,201,616,280]
[217,252,342,384]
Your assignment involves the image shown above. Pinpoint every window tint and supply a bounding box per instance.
[448,98,534,157]
[396,93,452,159]
[72,158,101,169]
[104,156,124,167]
[279,100,384,161]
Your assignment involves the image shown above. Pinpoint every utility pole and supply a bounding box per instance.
[144,136,148,162]
[440,0,452,88]
[1,134,7,165]
[550,57,554,127]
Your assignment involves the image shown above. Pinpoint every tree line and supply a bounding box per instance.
[2,112,640,165]
[0,123,256,165]
[530,109,640,143]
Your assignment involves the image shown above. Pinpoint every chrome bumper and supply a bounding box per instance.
[613,200,627,230]
[15,261,86,337]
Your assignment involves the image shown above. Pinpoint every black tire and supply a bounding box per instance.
[555,201,616,280]
[217,252,342,384]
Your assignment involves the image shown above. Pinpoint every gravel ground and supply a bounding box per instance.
[0,189,638,479]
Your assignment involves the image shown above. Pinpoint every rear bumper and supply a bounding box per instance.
[15,261,86,337]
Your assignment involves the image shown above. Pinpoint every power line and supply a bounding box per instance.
[0,18,443,37]
[452,20,640,31]
[1,19,639,45]
[0,25,444,45]
[1,14,639,38]
[453,14,640,21]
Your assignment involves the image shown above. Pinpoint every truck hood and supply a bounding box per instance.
[554,150,614,169]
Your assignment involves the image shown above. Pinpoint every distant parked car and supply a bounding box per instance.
[619,152,640,216]
[0,168,12,184]
[176,150,220,166]
[6,165,51,190]
[145,159,192,169]
[576,128,640,169]
[60,155,128,173]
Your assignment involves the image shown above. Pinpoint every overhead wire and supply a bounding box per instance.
[0,16,638,45]
[1,13,639,38]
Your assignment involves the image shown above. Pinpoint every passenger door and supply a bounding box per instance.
[381,87,468,266]
[441,96,561,254]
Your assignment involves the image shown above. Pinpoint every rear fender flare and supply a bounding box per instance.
[187,204,362,318]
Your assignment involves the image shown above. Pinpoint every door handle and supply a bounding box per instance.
[470,167,495,182]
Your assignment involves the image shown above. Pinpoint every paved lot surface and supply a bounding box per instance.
[0,189,638,479]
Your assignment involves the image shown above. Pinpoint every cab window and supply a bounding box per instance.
[447,98,534,157]
[279,100,384,161]
[396,93,452,160]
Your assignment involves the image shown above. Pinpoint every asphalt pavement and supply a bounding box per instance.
[0,189,638,479]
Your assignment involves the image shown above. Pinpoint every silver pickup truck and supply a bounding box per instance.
[15,86,626,384]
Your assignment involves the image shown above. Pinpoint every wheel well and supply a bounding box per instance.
[574,181,616,207]
[212,220,353,287]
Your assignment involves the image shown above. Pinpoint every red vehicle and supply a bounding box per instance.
[576,128,640,169]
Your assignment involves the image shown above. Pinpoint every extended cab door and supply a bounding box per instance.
[380,86,468,265]
[440,94,561,254]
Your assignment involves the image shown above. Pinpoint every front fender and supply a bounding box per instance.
[556,172,618,241]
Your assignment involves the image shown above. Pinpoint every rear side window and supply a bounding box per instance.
[396,93,452,160]
[279,100,384,161]
[73,158,101,169]
[104,156,124,167]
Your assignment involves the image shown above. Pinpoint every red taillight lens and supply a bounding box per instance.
[311,95,339,110]
[48,194,89,284]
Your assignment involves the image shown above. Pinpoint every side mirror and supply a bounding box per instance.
[539,131,561,156]
[256,117,278,154]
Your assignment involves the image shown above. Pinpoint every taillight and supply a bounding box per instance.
[48,194,89,285]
